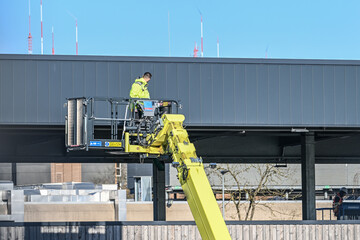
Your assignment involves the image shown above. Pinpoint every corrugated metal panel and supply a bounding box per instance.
[49,61,62,122]
[2,54,360,127]
[16,163,51,185]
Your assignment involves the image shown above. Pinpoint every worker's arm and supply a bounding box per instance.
[129,83,142,98]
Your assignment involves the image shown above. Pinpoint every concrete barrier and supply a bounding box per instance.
[0,221,360,239]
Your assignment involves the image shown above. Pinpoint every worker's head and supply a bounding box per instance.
[340,187,348,197]
[143,72,152,83]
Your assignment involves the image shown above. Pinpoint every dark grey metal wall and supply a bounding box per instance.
[2,54,360,127]
[126,164,170,189]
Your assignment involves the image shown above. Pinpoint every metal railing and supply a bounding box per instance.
[65,97,180,151]
[316,207,334,220]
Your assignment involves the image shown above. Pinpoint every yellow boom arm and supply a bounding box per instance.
[125,114,231,240]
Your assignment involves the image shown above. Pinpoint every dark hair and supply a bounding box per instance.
[143,72,152,79]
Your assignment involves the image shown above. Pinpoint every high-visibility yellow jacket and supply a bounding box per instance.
[129,78,150,99]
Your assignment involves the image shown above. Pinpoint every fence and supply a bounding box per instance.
[1,221,360,239]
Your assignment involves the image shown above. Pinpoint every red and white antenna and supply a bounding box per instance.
[76,19,78,55]
[217,37,219,58]
[168,11,170,56]
[28,0,32,54]
[67,11,78,55]
[200,15,203,57]
[52,26,54,55]
[193,42,199,57]
[40,0,43,54]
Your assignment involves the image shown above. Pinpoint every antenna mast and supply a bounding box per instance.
[201,16,203,57]
[40,0,43,54]
[76,19,78,55]
[52,26,54,55]
[28,0,32,54]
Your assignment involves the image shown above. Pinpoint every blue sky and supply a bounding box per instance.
[1,0,360,59]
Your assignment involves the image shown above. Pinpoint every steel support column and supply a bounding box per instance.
[11,163,17,186]
[301,132,316,220]
[153,160,166,221]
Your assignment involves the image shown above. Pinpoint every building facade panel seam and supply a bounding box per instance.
[1,56,360,126]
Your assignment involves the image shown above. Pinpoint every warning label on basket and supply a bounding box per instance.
[90,141,102,147]
[105,142,122,147]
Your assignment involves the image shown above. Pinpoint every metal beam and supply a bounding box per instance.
[3,155,360,164]
[153,160,166,221]
[301,133,316,220]
[11,163,17,186]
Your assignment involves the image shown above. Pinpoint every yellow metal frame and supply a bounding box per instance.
[125,114,231,240]
[124,132,163,155]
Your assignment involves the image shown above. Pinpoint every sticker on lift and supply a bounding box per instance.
[105,142,122,147]
[90,141,102,147]
[144,101,153,111]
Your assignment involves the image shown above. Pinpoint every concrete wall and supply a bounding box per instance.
[24,203,115,222]
[18,201,332,222]
[126,201,333,221]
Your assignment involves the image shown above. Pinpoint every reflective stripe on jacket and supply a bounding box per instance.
[129,78,150,99]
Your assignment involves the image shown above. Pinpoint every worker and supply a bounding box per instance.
[130,72,152,99]
[129,72,152,118]
[333,187,347,220]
